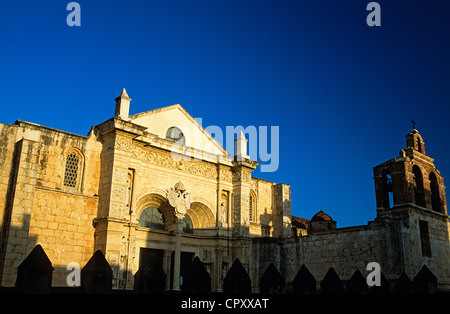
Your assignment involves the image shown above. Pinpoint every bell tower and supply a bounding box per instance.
[372,127,450,281]
[373,128,447,215]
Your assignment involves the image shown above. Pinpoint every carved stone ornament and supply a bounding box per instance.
[128,142,217,180]
[166,181,191,219]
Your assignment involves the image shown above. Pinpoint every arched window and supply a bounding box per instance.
[429,172,442,213]
[412,166,426,208]
[166,127,185,145]
[139,207,165,230]
[63,151,82,189]
[249,192,256,222]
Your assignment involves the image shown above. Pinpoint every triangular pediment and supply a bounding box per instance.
[129,104,228,157]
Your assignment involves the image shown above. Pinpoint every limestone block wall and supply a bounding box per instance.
[0,123,20,285]
[0,137,41,286]
[252,206,450,292]
[29,188,98,285]
[251,178,275,236]
[400,207,450,288]
[0,123,19,231]
[251,222,386,292]
[273,183,292,238]
[0,121,102,286]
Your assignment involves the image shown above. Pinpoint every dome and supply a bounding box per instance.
[311,210,333,222]
[309,210,337,233]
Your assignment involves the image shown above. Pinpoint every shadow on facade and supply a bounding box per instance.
[0,139,35,284]
[0,244,446,294]
[0,214,38,288]
[259,207,273,236]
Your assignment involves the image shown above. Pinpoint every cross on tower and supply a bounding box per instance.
[411,120,416,130]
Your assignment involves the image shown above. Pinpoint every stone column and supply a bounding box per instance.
[166,181,190,291]
[214,247,223,292]
[172,218,183,291]
[163,250,173,291]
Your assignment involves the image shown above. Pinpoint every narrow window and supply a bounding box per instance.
[387,174,394,208]
[63,153,80,188]
[419,220,431,257]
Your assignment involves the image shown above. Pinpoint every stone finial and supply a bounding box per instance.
[235,131,249,161]
[114,88,131,120]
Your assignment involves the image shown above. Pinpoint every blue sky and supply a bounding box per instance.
[1,0,449,227]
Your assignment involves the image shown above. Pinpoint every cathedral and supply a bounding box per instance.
[0,89,449,292]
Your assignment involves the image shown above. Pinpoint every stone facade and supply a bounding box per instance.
[0,121,101,286]
[0,89,449,292]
